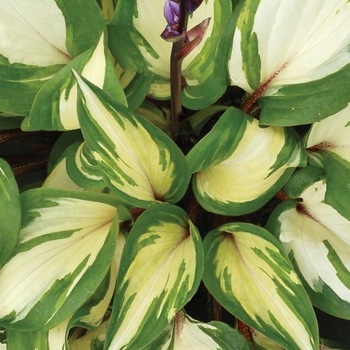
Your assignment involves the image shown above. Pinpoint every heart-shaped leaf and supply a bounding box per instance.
[203,222,318,350]
[229,0,350,126]
[187,107,304,215]
[105,204,204,350]
[267,166,350,319]
[74,72,191,208]
[0,0,105,116]
[0,188,119,330]
[304,104,350,221]
[22,33,126,131]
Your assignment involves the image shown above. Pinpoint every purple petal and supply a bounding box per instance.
[184,0,203,14]
[160,24,182,42]
[164,0,180,25]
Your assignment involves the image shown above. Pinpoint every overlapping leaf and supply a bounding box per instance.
[189,105,229,136]
[108,0,232,108]
[105,204,204,350]
[203,222,318,350]
[187,107,304,215]
[0,159,20,265]
[320,338,350,350]
[229,0,350,125]
[250,328,284,350]
[22,32,126,131]
[65,141,105,190]
[266,166,350,319]
[136,100,172,137]
[43,156,88,191]
[0,188,119,330]
[74,72,191,208]
[118,69,153,111]
[0,0,105,116]
[0,113,24,130]
[7,228,127,350]
[304,103,350,221]
[144,311,251,350]
[68,321,108,350]
[6,318,70,350]
[42,130,98,191]
[71,228,127,331]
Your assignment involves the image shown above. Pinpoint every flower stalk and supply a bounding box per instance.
[162,0,206,136]
[169,0,188,136]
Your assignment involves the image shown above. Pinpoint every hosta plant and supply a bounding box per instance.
[1,0,350,349]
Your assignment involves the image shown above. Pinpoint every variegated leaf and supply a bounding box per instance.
[46,130,83,175]
[187,107,304,215]
[42,130,104,191]
[118,68,153,111]
[23,32,126,131]
[266,166,350,319]
[68,321,108,350]
[99,0,116,21]
[229,0,350,126]
[203,222,318,350]
[250,328,284,350]
[144,311,251,350]
[66,141,105,190]
[135,100,172,137]
[104,204,204,350]
[189,105,229,136]
[71,229,126,330]
[7,318,70,350]
[0,188,119,330]
[108,0,232,108]
[304,103,350,221]
[0,0,105,116]
[43,156,86,191]
[74,72,191,208]
[0,159,20,265]
[10,230,126,350]
[305,103,350,167]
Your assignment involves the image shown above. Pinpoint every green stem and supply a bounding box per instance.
[170,0,189,136]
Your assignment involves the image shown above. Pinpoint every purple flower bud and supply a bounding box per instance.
[164,0,180,26]
[161,0,205,43]
[184,0,203,14]
[160,24,182,42]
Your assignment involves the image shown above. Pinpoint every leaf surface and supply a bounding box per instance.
[108,0,231,107]
[188,107,304,215]
[0,189,119,330]
[66,141,105,190]
[304,104,350,220]
[144,311,251,350]
[22,33,125,131]
[74,72,191,208]
[105,204,204,350]
[267,166,350,319]
[7,318,70,350]
[203,222,318,350]
[229,0,350,125]
[0,159,20,265]
[0,0,105,116]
